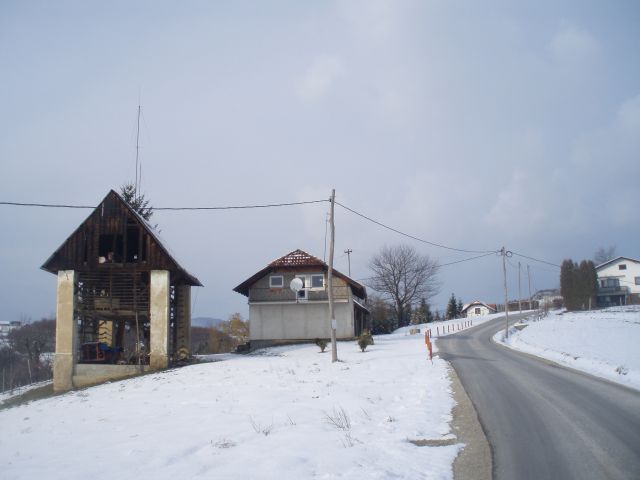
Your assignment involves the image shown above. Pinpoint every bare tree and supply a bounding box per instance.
[368,245,440,327]
[594,246,617,265]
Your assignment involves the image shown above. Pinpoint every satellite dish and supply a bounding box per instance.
[290,278,304,292]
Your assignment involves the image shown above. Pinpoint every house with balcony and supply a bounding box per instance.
[596,257,640,307]
[233,249,369,350]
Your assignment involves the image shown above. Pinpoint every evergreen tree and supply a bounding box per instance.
[425,301,434,323]
[456,299,464,318]
[560,259,576,310]
[120,182,154,222]
[446,294,458,320]
[561,259,598,311]
[577,260,598,310]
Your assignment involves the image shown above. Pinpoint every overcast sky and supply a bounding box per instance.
[1,0,639,322]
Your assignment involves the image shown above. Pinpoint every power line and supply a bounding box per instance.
[511,251,560,268]
[155,199,328,210]
[0,199,329,210]
[439,251,497,267]
[335,201,496,254]
[0,202,95,209]
[354,251,496,283]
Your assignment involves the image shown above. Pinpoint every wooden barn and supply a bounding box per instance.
[42,189,201,391]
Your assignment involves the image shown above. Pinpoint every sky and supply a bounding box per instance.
[1,0,639,322]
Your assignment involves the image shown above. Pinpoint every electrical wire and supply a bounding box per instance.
[335,201,496,254]
[511,251,560,268]
[0,199,329,210]
[354,251,497,283]
[0,202,95,209]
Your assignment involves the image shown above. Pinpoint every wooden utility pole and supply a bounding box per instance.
[527,264,532,311]
[500,247,511,338]
[328,189,338,362]
[344,249,352,277]
[518,261,523,313]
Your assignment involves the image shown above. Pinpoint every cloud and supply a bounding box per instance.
[295,54,345,102]
[549,25,601,61]
[484,170,548,236]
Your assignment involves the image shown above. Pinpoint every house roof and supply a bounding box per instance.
[461,300,497,313]
[41,189,202,286]
[595,256,640,271]
[233,249,367,299]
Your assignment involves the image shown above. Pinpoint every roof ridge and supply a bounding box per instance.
[269,249,326,267]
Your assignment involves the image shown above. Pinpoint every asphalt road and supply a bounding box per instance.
[437,314,640,480]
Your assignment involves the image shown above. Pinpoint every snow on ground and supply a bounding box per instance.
[0,328,460,480]
[0,380,52,405]
[495,306,640,391]
[402,312,510,338]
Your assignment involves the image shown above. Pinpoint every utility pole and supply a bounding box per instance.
[135,103,141,202]
[518,261,522,313]
[328,189,338,363]
[527,264,532,311]
[323,213,329,262]
[500,247,512,338]
[344,249,353,277]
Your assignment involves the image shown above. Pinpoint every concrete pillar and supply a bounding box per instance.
[175,285,191,359]
[150,270,170,370]
[53,270,76,392]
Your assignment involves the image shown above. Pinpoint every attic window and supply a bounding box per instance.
[619,264,627,270]
[126,226,147,263]
[475,307,481,315]
[98,234,123,263]
[270,276,284,288]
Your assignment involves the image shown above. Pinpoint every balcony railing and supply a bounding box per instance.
[597,285,629,295]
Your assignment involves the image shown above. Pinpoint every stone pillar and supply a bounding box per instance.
[150,270,170,370]
[53,270,76,392]
[175,285,191,359]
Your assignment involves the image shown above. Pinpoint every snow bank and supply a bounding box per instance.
[0,331,460,480]
[495,307,640,390]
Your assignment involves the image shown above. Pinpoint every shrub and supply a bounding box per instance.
[315,338,328,353]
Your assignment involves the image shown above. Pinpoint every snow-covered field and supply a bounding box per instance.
[0,328,461,480]
[0,379,52,405]
[495,307,640,391]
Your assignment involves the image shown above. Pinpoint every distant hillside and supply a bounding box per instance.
[191,317,224,328]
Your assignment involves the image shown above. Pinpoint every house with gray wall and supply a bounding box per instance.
[233,249,369,349]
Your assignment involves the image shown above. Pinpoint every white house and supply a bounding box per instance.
[596,256,640,307]
[532,289,563,309]
[460,301,497,317]
[0,320,22,343]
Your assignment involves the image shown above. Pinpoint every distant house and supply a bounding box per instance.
[532,289,562,310]
[233,249,369,350]
[460,301,497,317]
[42,190,201,392]
[0,320,22,343]
[596,257,640,307]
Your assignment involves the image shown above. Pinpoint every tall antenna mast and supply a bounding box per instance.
[135,103,141,202]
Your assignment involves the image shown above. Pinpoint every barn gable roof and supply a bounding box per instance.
[41,189,202,286]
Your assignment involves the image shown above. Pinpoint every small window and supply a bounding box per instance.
[98,234,123,263]
[619,264,627,270]
[474,307,481,315]
[635,277,640,286]
[269,276,284,288]
[311,274,325,289]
